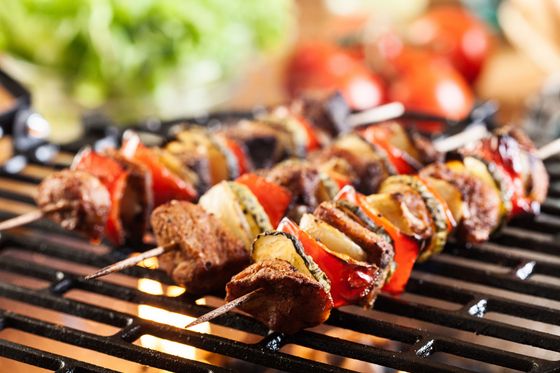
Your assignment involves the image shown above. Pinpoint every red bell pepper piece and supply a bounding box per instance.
[293,114,321,152]
[360,125,419,175]
[335,185,420,295]
[224,137,251,176]
[72,148,127,245]
[121,133,197,207]
[236,173,292,228]
[278,218,379,308]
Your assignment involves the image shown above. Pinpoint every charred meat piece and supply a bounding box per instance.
[218,120,292,169]
[152,200,249,294]
[226,259,333,334]
[313,201,394,275]
[265,160,323,214]
[311,146,388,194]
[165,140,212,194]
[293,92,351,137]
[36,170,111,241]
[408,130,443,164]
[420,163,500,243]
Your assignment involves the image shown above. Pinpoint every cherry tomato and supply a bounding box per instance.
[408,5,492,83]
[388,58,474,132]
[286,42,386,110]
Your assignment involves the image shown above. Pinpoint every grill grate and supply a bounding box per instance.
[0,145,560,372]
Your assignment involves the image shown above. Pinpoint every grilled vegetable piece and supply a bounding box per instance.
[226,259,333,334]
[448,157,511,225]
[236,173,292,228]
[72,148,151,246]
[365,192,433,240]
[419,176,463,226]
[37,170,111,242]
[461,130,548,217]
[336,186,421,295]
[199,181,253,250]
[152,201,248,294]
[229,182,273,237]
[121,132,197,207]
[312,202,394,273]
[300,213,367,262]
[279,218,381,308]
[294,91,351,137]
[419,163,500,244]
[311,133,392,194]
[380,175,450,261]
[251,231,330,291]
[360,122,422,174]
[175,128,233,186]
[165,140,211,193]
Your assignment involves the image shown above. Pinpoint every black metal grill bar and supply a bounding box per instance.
[0,150,559,371]
[0,338,118,373]
[414,257,560,302]
[0,311,231,373]
[0,244,555,372]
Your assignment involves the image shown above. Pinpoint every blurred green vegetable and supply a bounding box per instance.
[0,0,293,109]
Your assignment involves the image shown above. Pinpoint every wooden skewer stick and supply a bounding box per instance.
[184,288,264,329]
[0,201,68,232]
[83,243,177,280]
[537,138,560,160]
[0,210,44,231]
[347,102,405,128]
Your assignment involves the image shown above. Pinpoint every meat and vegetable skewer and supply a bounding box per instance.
[76,125,551,334]
[0,96,445,244]
[186,127,551,333]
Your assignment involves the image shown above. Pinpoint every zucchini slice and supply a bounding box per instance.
[176,128,232,184]
[199,181,253,250]
[335,200,393,245]
[262,114,308,158]
[380,175,448,261]
[366,193,428,238]
[336,134,396,175]
[229,182,273,237]
[252,231,331,291]
[419,177,463,226]
[317,171,341,201]
[299,213,367,262]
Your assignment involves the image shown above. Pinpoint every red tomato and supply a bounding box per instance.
[286,42,386,110]
[408,5,492,83]
[235,173,292,228]
[389,59,474,132]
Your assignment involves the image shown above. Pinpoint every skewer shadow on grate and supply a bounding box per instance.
[1,154,560,372]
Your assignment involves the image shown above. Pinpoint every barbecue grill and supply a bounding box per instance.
[1,121,560,373]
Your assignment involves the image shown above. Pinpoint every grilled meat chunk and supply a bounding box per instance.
[218,120,291,169]
[265,160,323,214]
[226,259,333,334]
[311,146,388,194]
[408,130,443,164]
[37,170,111,241]
[293,92,351,137]
[420,163,500,243]
[152,200,249,294]
[313,202,394,275]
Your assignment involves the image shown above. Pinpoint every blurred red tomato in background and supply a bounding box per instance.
[407,5,493,83]
[285,42,386,110]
